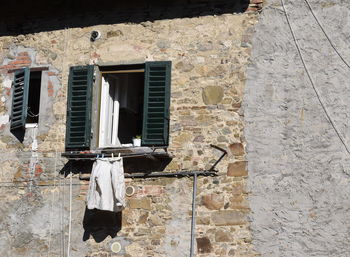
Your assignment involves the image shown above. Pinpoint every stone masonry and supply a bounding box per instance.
[0,1,262,257]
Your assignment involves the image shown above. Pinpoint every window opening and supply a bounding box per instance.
[26,71,42,124]
[99,70,144,148]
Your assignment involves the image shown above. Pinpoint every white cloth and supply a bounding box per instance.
[87,157,125,212]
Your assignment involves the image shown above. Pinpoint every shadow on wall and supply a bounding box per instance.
[0,0,250,36]
[60,157,172,176]
[11,128,25,143]
[83,208,122,242]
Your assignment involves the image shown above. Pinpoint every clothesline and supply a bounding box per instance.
[0,170,219,187]
[61,151,171,160]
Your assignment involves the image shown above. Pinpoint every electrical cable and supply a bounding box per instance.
[0,184,80,188]
[27,109,39,117]
[280,0,350,156]
[47,151,57,257]
[61,26,70,257]
[61,168,65,257]
[303,0,350,69]
[189,173,197,257]
[67,168,73,257]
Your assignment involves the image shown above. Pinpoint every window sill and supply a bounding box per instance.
[25,123,38,128]
[61,146,171,160]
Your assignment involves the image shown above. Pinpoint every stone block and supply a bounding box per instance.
[217,136,228,142]
[138,212,149,224]
[232,182,248,195]
[175,61,194,72]
[173,132,192,147]
[149,214,163,226]
[215,230,232,242]
[211,210,247,226]
[229,143,245,156]
[202,86,224,105]
[207,65,226,77]
[228,249,235,256]
[140,185,165,196]
[107,30,123,38]
[151,239,160,245]
[196,237,212,254]
[229,195,249,210]
[227,161,248,177]
[128,198,151,210]
[202,194,224,210]
[196,216,210,225]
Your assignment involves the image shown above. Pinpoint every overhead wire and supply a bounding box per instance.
[280,0,350,156]
[47,151,57,257]
[62,26,71,257]
[60,171,64,257]
[67,166,73,257]
[303,0,350,69]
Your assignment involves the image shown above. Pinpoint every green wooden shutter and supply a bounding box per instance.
[142,61,171,146]
[10,68,30,130]
[65,65,94,150]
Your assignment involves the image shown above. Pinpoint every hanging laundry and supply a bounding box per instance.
[87,156,125,212]
[111,157,126,209]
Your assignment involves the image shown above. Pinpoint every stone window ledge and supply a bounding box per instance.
[61,146,171,160]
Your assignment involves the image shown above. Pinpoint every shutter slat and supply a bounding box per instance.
[10,68,30,130]
[65,65,94,150]
[142,61,171,146]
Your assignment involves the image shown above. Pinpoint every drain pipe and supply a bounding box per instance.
[28,125,39,192]
[189,173,198,257]
[189,144,226,256]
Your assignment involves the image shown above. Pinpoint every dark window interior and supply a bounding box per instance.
[116,72,144,144]
[26,71,41,123]
[102,71,144,145]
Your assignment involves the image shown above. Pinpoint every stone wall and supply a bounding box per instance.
[0,1,262,256]
[245,0,350,256]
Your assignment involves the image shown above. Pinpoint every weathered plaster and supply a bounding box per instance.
[245,0,350,256]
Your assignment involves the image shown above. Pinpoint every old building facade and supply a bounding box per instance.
[2,0,349,257]
[0,1,262,256]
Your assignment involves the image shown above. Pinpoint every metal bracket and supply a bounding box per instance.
[208,144,227,172]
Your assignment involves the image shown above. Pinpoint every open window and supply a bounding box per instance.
[65,62,171,151]
[10,67,42,130]
[99,69,144,147]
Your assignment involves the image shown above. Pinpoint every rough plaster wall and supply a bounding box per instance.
[161,179,192,257]
[245,0,350,256]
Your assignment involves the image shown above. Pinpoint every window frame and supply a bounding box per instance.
[65,61,172,151]
[10,67,46,131]
[97,68,145,148]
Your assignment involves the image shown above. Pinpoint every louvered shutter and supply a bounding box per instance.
[10,68,30,130]
[65,65,94,150]
[142,61,171,146]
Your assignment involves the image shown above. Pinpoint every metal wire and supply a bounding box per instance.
[60,167,65,257]
[189,173,198,257]
[47,151,57,257]
[27,109,39,117]
[303,0,350,69]
[67,170,73,257]
[280,0,350,156]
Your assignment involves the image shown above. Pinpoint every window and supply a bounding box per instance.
[65,61,171,151]
[10,67,42,130]
[99,69,144,147]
